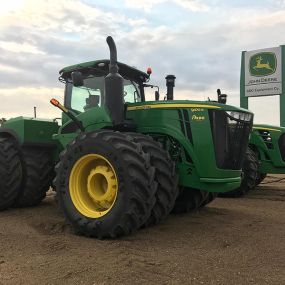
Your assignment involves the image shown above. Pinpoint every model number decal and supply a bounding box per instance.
[191,108,204,112]
[192,115,205,121]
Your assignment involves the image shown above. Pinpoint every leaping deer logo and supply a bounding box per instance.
[253,56,273,71]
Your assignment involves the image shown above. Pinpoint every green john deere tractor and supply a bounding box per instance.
[0,36,254,238]
[250,124,285,182]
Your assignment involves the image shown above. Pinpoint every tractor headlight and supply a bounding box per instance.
[257,129,272,143]
[226,111,252,122]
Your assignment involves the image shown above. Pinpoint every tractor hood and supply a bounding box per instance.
[127,100,253,114]
[252,124,285,133]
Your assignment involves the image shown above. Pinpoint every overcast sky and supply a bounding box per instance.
[0,0,284,125]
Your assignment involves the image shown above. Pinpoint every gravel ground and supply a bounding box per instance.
[0,175,284,285]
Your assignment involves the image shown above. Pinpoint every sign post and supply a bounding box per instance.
[240,46,285,126]
[281,45,285,126]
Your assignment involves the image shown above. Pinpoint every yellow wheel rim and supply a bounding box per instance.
[69,154,118,218]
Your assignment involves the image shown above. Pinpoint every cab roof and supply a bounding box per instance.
[59,59,149,83]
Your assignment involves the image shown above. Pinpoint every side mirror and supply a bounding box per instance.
[155,91,160,101]
[71,71,84,87]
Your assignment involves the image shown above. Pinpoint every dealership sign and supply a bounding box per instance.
[244,47,282,97]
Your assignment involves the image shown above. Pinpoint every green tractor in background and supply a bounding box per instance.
[250,124,285,184]
[0,36,253,238]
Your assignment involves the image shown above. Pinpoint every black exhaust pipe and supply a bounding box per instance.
[217,89,227,104]
[165,75,176,100]
[105,36,124,125]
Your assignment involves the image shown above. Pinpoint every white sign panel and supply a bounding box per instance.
[244,47,282,97]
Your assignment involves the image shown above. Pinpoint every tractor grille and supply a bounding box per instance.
[209,110,253,170]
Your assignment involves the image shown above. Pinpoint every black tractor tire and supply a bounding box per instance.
[0,137,22,210]
[54,131,156,239]
[14,147,54,207]
[127,133,179,226]
[172,187,208,214]
[219,148,258,198]
[200,192,217,208]
[255,172,267,186]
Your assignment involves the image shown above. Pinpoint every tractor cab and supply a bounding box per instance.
[59,60,150,114]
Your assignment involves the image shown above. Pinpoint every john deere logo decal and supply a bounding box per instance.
[249,52,276,76]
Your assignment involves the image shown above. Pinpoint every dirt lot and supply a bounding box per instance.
[0,175,285,285]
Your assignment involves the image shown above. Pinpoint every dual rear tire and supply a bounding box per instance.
[0,135,54,210]
[0,137,22,210]
[14,147,54,207]
[54,131,179,238]
[127,133,179,226]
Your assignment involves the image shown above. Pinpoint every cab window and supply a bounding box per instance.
[70,76,104,112]
[124,80,141,103]
[65,76,141,112]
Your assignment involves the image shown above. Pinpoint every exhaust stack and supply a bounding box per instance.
[166,75,176,100]
[104,36,124,125]
[217,89,227,104]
